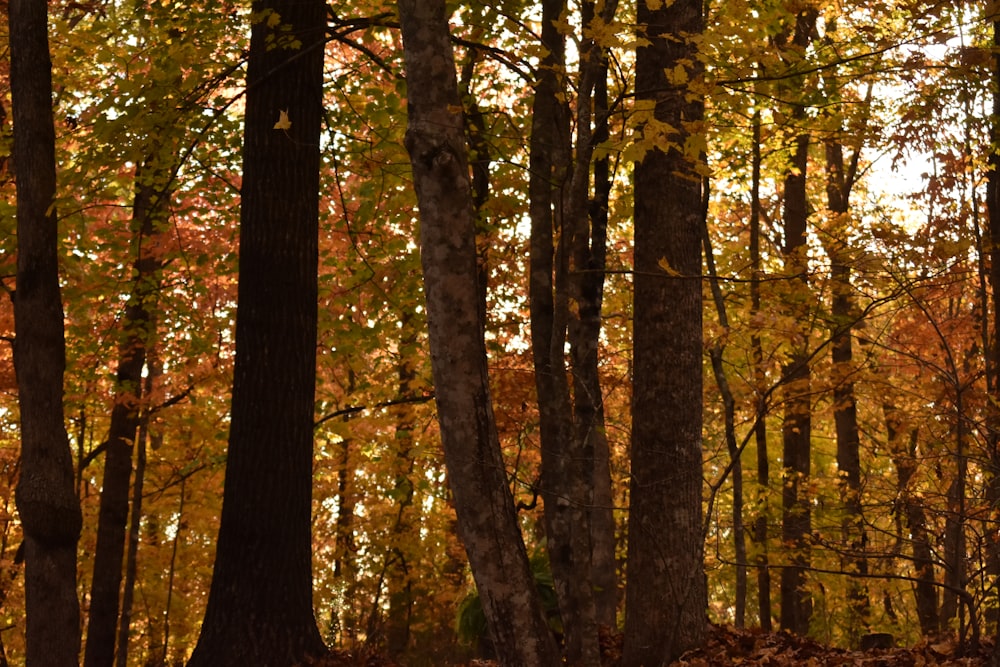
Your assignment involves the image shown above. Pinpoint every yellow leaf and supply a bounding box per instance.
[657,257,682,276]
[266,10,282,28]
[273,109,291,130]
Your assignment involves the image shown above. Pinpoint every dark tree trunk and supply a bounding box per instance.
[778,128,813,638]
[525,2,601,663]
[186,0,327,663]
[749,106,773,632]
[385,335,418,660]
[85,158,166,667]
[623,0,707,663]
[703,194,747,628]
[989,11,1000,667]
[824,128,870,636]
[8,0,84,664]
[884,406,938,635]
[398,2,562,666]
[565,0,620,647]
[582,17,618,628]
[777,9,817,637]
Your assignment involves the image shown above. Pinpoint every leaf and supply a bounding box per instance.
[273,109,291,130]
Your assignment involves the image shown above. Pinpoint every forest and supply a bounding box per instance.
[2,0,1000,665]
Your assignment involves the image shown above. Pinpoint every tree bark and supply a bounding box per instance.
[884,405,938,635]
[823,126,870,637]
[749,106,773,632]
[186,1,327,663]
[777,8,817,637]
[398,2,562,666]
[702,194,747,628]
[582,15,618,627]
[525,2,602,663]
[9,0,84,664]
[623,0,707,663]
[85,157,166,667]
[778,130,813,638]
[988,9,1000,666]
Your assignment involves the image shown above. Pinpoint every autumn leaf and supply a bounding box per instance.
[273,109,291,130]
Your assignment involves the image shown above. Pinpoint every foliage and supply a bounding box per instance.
[0,0,998,663]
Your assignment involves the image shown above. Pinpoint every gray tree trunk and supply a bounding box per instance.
[623,0,708,663]
[398,2,561,666]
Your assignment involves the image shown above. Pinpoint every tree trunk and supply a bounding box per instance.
[526,1,602,663]
[398,3,562,666]
[823,130,870,637]
[8,0,84,664]
[623,0,707,663]
[114,370,151,667]
[85,157,167,667]
[988,10,1000,666]
[884,405,938,635]
[385,335,418,659]
[702,196,747,628]
[582,14,618,627]
[778,128,813,638]
[186,0,327,663]
[777,9,817,637]
[749,106,773,632]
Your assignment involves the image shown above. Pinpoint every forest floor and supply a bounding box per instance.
[307,623,997,666]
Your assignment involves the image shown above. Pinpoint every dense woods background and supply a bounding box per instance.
[2,0,1000,665]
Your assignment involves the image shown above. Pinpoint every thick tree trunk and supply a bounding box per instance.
[85,159,166,667]
[398,3,562,666]
[8,0,84,664]
[186,1,327,664]
[623,0,707,664]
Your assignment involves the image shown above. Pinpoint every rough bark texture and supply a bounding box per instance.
[528,0,621,662]
[186,1,327,663]
[525,1,599,662]
[582,17,618,627]
[623,0,707,664]
[398,2,561,666]
[85,161,165,667]
[9,0,84,664]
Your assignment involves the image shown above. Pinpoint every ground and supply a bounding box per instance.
[302,624,997,666]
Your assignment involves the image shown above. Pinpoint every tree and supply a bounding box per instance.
[8,0,84,664]
[186,0,327,663]
[776,6,817,637]
[84,153,170,667]
[398,1,562,665]
[623,0,708,662]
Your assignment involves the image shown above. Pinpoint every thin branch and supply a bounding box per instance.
[314,393,435,429]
